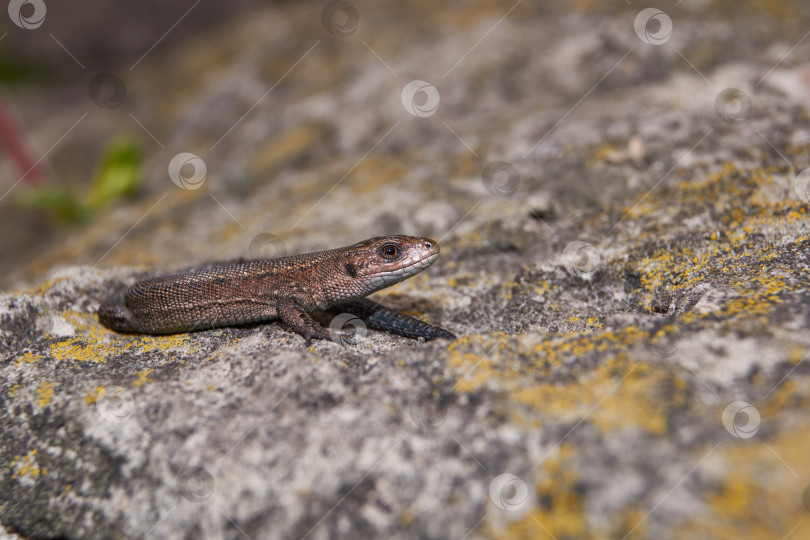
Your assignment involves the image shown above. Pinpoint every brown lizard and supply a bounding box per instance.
[98,235,455,345]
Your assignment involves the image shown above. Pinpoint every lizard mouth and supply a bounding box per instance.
[382,250,438,283]
[367,248,439,288]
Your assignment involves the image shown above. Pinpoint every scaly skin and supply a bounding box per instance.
[98,235,455,344]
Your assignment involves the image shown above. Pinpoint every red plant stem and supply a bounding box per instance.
[0,96,43,184]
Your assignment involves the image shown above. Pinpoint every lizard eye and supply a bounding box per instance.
[379,243,400,259]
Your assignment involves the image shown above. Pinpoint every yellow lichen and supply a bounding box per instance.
[449,326,682,436]
[15,352,43,367]
[11,449,44,479]
[84,386,106,404]
[134,369,154,387]
[49,338,109,363]
[26,277,68,297]
[677,402,810,538]
[36,381,54,407]
[488,444,587,538]
[31,310,196,364]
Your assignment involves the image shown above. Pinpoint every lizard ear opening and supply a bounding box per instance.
[344,263,357,278]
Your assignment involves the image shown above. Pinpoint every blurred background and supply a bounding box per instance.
[1,0,258,283]
[2,0,809,291]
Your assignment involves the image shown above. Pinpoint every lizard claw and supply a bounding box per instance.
[303,329,331,347]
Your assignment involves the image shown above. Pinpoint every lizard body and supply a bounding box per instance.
[98,235,455,344]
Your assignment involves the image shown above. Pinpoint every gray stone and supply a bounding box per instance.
[2,1,810,538]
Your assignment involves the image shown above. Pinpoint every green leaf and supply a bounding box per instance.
[87,137,142,208]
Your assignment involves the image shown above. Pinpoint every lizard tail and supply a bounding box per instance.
[98,303,139,333]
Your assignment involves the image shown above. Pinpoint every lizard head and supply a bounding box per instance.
[345,235,440,288]
[318,235,441,306]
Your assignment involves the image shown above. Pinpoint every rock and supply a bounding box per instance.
[2,1,810,538]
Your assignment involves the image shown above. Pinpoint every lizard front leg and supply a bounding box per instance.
[276,299,331,346]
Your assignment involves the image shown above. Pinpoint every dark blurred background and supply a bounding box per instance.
[0,1,259,281]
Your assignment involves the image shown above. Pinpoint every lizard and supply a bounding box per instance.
[98,235,456,345]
